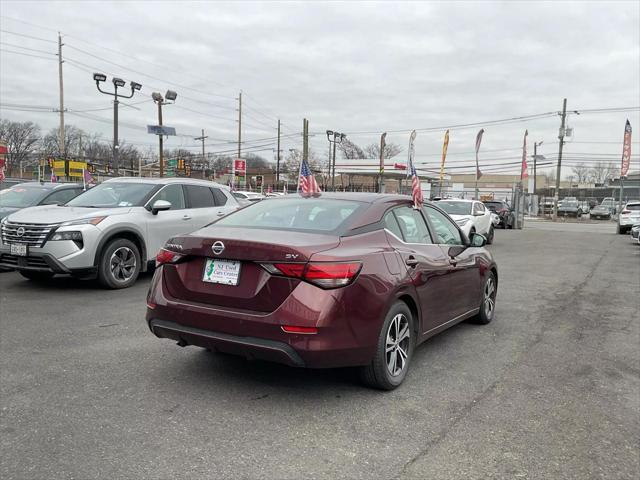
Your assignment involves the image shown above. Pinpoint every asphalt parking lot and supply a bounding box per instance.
[1,223,638,479]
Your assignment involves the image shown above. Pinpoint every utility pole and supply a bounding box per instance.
[553,98,567,221]
[276,119,281,184]
[379,132,387,193]
[195,129,208,178]
[237,91,242,159]
[533,141,538,194]
[57,32,65,159]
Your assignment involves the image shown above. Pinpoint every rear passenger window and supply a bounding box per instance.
[383,211,404,240]
[185,185,215,208]
[211,188,227,206]
[393,207,433,244]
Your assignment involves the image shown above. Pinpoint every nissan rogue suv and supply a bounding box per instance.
[0,177,239,288]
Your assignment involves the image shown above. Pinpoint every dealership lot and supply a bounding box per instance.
[1,224,638,479]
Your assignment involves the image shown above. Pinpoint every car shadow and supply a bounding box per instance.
[6,270,155,292]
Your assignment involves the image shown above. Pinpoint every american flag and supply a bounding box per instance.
[409,158,423,208]
[298,158,321,195]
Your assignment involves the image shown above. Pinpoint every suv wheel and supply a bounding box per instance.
[360,301,415,390]
[486,226,495,244]
[98,238,141,289]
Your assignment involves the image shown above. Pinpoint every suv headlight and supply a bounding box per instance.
[61,216,107,227]
[455,218,469,226]
[50,231,83,241]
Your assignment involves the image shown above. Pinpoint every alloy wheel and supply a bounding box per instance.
[385,313,410,377]
[110,246,137,282]
[484,277,496,319]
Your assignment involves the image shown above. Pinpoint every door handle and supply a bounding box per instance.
[182,215,192,221]
[405,256,419,268]
[216,211,225,217]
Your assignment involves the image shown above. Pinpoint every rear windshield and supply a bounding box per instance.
[436,201,472,215]
[0,186,49,208]
[626,204,640,211]
[215,197,362,232]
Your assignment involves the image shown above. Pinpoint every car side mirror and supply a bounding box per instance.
[470,232,487,247]
[151,200,171,215]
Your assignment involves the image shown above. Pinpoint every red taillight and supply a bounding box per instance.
[498,208,508,214]
[156,248,184,267]
[621,209,631,214]
[281,325,318,334]
[146,301,157,310]
[262,261,362,289]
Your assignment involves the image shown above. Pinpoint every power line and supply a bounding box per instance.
[0,48,57,61]
[0,41,56,55]
[0,28,56,43]
[0,15,60,33]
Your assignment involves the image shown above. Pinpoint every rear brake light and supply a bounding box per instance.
[621,209,631,214]
[261,262,362,289]
[156,248,184,267]
[281,325,318,334]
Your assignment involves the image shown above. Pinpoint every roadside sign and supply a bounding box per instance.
[147,125,177,136]
[168,158,178,168]
[68,160,87,178]
[234,159,246,174]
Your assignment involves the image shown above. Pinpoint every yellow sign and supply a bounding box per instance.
[53,160,66,177]
[68,161,87,178]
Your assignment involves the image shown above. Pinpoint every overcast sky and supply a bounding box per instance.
[1,0,639,177]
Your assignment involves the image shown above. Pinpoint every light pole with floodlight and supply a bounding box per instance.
[326,130,346,191]
[151,90,177,178]
[92,73,142,176]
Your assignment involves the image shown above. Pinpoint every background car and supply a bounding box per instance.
[232,191,264,204]
[0,182,84,221]
[630,223,640,243]
[589,204,611,220]
[0,177,29,191]
[0,178,239,287]
[147,193,497,390]
[434,199,494,243]
[483,200,514,229]
[557,199,583,217]
[600,197,617,215]
[540,197,555,215]
[617,201,640,234]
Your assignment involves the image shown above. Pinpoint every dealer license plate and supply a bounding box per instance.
[10,244,28,257]
[203,258,241,285]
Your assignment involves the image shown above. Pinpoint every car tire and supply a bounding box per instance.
[486,226,494,245]
[19,271,54,282]
[97,238,141,289]
[360,301,415,391]
[471,271,497,325]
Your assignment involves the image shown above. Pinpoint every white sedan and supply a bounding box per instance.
[435,199,494,244]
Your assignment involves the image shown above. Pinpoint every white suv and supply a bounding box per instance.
[617,201,640,234]
[434,199,494,244]
[0,178,239,288]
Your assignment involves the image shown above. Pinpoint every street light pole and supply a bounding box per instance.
[92,73,141,176]
[327,130,346,191]
[157,100,164,178]
[152,90,177,179]
[533,140,543,194]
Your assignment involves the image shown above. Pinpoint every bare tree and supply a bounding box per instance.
[337,139,366,159]
[363,142,403,159]
[571,163,590,184]
[0,119,41,174]
[42,125,85,158]
[282,148,322,175]
[589,162,616,185]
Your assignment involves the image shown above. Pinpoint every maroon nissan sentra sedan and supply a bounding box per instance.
[146,193,498,389]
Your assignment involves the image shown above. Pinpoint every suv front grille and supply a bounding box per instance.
[1,221,58,248]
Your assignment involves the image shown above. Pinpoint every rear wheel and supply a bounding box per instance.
[19,271,54,282]
[98,238,141,289]
[360,301,415,390]
[471,272,497,325]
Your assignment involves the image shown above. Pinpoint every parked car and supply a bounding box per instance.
[630,223,640,243]
[0,182,84,221]
[557,199,583,217]
[0,178,239,288]
[600,197,617,215]
[0,177,30,191]
[483,200,514,229]
[433,199,494,243]
[146,193,498,390]
[232,191,264,204]
[617,201,640,234]
[589,204,611,220]
[540,197,555,214]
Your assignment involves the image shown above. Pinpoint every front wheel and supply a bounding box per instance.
[98,238,141,289]
[360,301,415,390]
[471,272,497,325]
[486,226,494,245]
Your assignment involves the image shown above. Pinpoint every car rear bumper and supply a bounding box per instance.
[145,267,385,368]
[149,318,306,367]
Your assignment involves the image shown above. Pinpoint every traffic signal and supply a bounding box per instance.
[256,175,263,188]
[185,164,191,176]
[178,158,184,170]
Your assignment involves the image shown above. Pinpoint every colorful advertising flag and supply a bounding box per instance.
[521,130,529,180]
[475,129,484,180]
[0,140,7,182]
[407,130,417,178]
[439,130,450,182]
[621,120,632,177]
